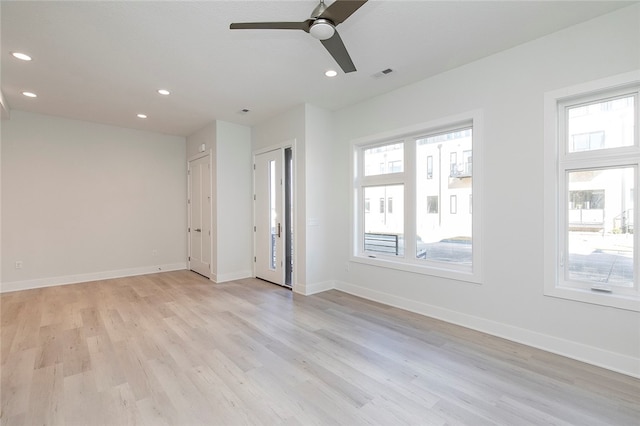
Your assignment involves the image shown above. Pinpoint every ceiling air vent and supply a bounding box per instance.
[372,68,394,79]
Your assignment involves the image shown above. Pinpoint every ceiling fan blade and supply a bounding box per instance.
[320,30,356,73]
[320,0,368,26]
[230,20,312,32]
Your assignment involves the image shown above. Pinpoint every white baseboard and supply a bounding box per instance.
[294,280,335,296]
[334,280,640,379]
[213,270,252,283]
[0,263,187,293]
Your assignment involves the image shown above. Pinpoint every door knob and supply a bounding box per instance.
[195,228,202,232]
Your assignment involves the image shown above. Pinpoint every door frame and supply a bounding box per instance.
[187,150,214,279]
[253,140,297,288]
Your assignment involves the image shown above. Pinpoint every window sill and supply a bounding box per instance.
[351,254,482,284]
[544,285,640,312]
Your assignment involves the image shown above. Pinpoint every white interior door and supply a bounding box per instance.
[255,149,284,285]
[188,154,211,277]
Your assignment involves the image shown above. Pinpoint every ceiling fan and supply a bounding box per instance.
[230,0,368,73]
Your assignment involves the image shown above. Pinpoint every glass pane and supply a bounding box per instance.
[567,95,635,153]
[363,185,404,256]
[269,160,277,270]
[567,167,634,287]
[416,128,472,264]
[364,142,404,176]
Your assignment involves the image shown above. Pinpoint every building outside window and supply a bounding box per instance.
[571,131,605,152]
[389,161,402,173]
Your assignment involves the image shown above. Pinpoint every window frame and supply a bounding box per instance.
[351,111,483,284]
[544,71,640,312]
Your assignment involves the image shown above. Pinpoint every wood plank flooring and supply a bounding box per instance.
[1,270,639,425]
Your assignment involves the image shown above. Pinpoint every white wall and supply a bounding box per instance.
[327,5,640,376]
[304,104,337,291]
[252,105,305,153]
[1,111,187,290]
[215,121,252,282]
[186,120,215,159]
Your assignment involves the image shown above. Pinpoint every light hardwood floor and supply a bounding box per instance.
[1,270,639,425]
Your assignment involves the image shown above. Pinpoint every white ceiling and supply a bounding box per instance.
[1,1,636,136]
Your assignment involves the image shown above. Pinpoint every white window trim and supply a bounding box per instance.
[350,110,483,284]
[544,70,640,312]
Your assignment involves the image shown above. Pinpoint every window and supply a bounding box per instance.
[571,131,605,152]
[364,142,403,176]
[569,189,605,210]
[427,196,438,213]
[544,72,640,311]
[417,128,473,266]
[352,111,482,282]
[463,150,472,176]
[450,152,458,177]
[365,186,404,256]
[389,161,402,173]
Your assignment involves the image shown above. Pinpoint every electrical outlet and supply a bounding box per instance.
[15,261,23,269]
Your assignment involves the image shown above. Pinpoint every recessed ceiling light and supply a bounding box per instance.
[157,89,170,95]
[22,91,37,98]
[325,70,338,77]
[137,114,147,119]
[12,52,32,61]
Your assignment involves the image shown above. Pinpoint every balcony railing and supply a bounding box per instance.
[364,233,399,255]
[449,163,472,178]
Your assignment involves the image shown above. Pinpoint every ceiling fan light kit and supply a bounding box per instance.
[309,19,335,40]
[230,0,368,74]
